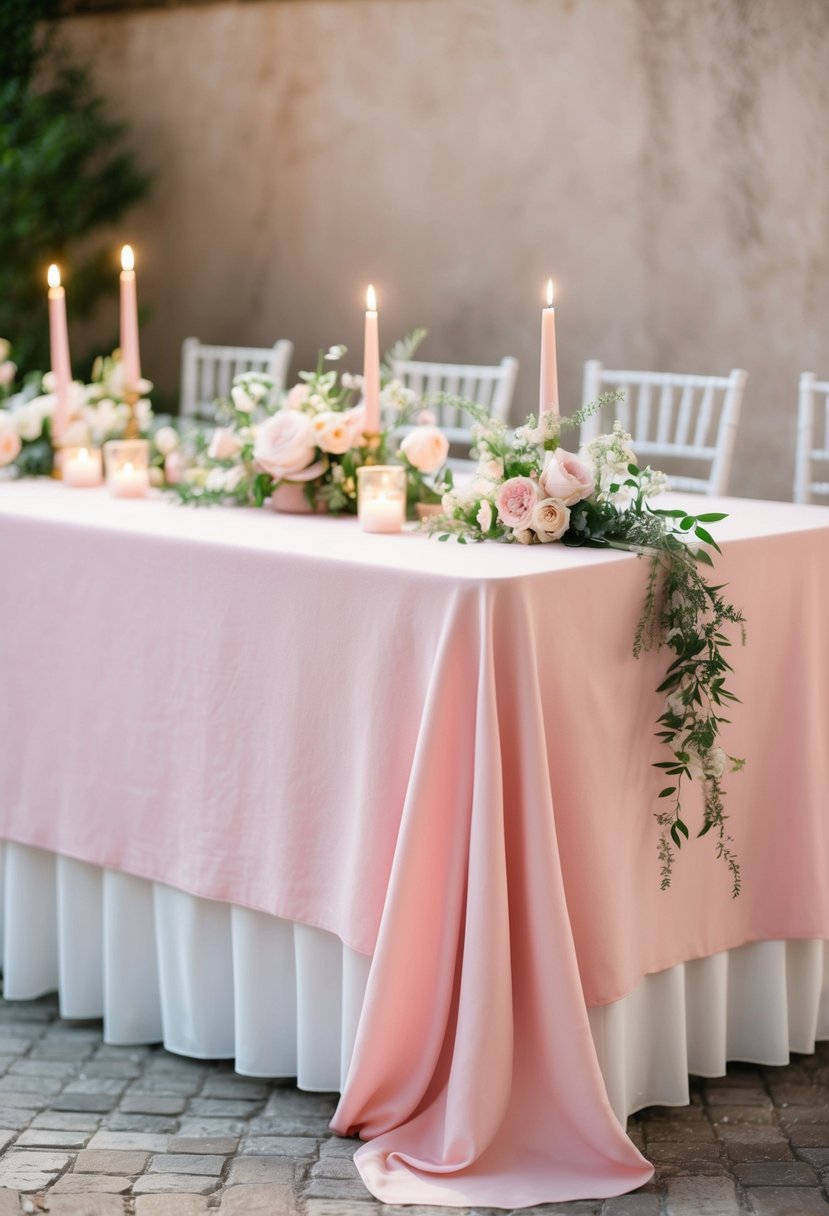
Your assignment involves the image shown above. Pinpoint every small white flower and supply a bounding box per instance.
[479,458,503,482]
[153,425,179,456]
[324,345,347,361]
[231,385,255,413]
[42,371,57,393]
[308,393,326,412]
[206,467,227,492]
[0,361,16,387]
[476,500,493,533]
[135,398,152,427]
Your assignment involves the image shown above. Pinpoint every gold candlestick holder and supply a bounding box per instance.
[361,431,383,466]
[123,386,141,440]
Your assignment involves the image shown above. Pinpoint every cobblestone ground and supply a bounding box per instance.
[0,996,826,1215]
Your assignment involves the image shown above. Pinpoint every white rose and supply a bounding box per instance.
[253,410,320,480]
[208,427,242,461]
[514,528,534,545]
[531,497,571,543]
[539,448,595,506]
[0,413,21,467]
[206,468,227,493]
[221,466,246,493]
[476,500,493,533]
[231,385,255,413]
[401,425,450,474]
[15,394,55,438]
[310,411,353,455]
[154,425,179,456]
[286,384,310,410]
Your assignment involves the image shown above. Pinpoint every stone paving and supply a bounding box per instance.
[0,995,826,1215]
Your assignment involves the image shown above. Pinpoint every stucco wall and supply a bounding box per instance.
[55,0,829,499]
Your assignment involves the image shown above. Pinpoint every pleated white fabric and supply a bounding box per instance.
[2,843,827,1114]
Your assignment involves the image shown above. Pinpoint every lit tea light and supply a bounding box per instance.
[358,464,406,534]
[104,439,150,498]
[63,447,103,488]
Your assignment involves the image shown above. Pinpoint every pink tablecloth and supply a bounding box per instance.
[1,481,828,1206]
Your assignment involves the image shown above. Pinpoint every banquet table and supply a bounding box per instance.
[1,479,828,1208]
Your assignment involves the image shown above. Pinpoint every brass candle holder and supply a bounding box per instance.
[123,386,141,440]
[361,431,383,466]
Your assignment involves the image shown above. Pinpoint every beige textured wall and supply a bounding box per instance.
[56,0,829,499]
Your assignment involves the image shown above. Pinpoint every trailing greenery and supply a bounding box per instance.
[428,403,746,893]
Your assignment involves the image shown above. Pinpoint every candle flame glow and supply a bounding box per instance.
[78,448,89,461]
[47,264,61,289]
[121,245,135,272]
[124,462,134,474]
[366,284,377,311]
[546,278,554,307]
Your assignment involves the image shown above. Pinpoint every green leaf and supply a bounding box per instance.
[679,517,695,531]
[695,512,728,523]
[658,786,676,798]
[694,525,719,546]
[675,818,689,840]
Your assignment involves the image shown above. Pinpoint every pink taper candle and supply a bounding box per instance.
[119,245,141,387]
[539,278,559,418]
[47,264,72,443]
[363,284,380,434]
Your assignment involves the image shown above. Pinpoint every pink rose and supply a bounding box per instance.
[531,497,570,543]
[342,404,367,445]
[208,427,242,461]
[164,451,186,486]
[286,384,310,410]
[539,448,595,506]
[0,414,21,468]
[311,411,353,455]
[495,476,538,528]
[400,425,450,473]
[254,411,321,481]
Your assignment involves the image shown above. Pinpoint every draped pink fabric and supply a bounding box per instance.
[1,482,828,1205]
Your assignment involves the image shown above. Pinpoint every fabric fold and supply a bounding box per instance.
[332,582,652,1205]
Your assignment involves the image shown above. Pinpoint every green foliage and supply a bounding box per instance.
[0,3,150,378]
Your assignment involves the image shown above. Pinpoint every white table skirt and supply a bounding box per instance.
[3,842,828,1122]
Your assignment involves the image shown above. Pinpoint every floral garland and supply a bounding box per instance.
[0,341,178,482]
[430,399,746,894]
[172,334,453,514]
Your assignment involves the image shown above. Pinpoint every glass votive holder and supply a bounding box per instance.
[62,446,103,488]
[104,438,150,498]
[357,464,407,534]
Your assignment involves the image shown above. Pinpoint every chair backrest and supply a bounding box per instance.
[794,373,829,504]
[580,361,748,496]
[179,338,294,421]
[389,357,518,468]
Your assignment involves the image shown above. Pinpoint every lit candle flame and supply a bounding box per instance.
[47,264,61,289]
[123,462,134,474]
[366,284,377,312]
[78,448,89,461]
[121,245,135,272]
[546,278,554,308]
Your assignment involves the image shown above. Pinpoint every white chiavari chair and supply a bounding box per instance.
[179,338,293,422]
[580,362,747,495]
[794,372,829,504]
[390,357,518,470]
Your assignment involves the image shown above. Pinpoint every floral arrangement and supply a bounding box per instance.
[0,346,177,480]
[173,333,453,513]
[431,399,746,895]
